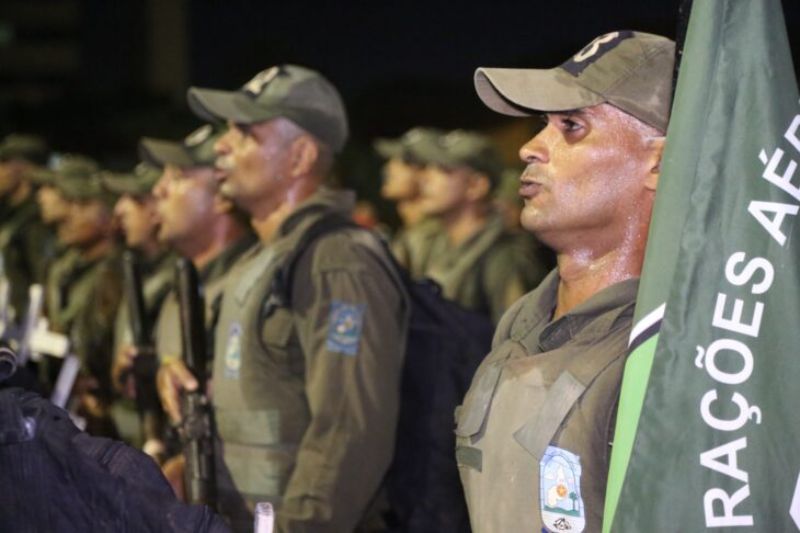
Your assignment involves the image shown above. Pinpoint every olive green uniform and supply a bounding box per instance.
[153,234,256,365]
[111,251,175,446]
[390,218,440,280]
[212,188,408,533]
[55,249,123,401]
[0,197,56,317]
[455,271,638,532]
[113,251,175,354]
[423,213,548,323]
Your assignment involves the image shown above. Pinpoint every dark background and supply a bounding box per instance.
[1,0,798,206]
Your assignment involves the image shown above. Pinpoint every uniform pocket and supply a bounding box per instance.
[261,307,294,348]
[454,340,521,439]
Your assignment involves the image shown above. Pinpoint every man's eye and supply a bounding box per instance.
[560,118,581,132]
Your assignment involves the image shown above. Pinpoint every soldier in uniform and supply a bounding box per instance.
[411,129,548,323]
[455,31,673,532]
[51,166,123,437]
[0,134,55,320]
[374,128,442,278]
[159,65,409,532]
[138,125,256,470]
[103,164,175,449]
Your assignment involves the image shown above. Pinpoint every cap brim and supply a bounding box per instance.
[373,139,404,159]
[139,138,195,168]
[28,169,56,186]
[100,175,140,195]
[474,67,605,116]
[187,87,266,124]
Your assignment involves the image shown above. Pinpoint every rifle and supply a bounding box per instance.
[175,257,217,508]
[121,250,162,441]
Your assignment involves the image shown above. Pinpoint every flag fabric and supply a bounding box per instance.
[603,0,800,530]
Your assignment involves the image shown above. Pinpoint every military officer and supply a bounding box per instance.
[456,31,673,532]
[138,124,256,468]
[0,134,55,319]
[159,65,409,532]
[102,164,175,448]
[411,129,548,323]
[374,127,442,278]
[51,165,123,436]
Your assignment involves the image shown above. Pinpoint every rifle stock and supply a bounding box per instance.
[175,257,217,508]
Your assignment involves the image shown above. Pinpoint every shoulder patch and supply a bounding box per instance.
[540,445,586,532]
[326,300,366,356]
[224,322,243,379]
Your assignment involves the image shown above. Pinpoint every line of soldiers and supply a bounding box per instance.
[0,27,673,533]
[0,67,548,532]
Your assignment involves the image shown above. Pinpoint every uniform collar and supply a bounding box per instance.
[278,186,355,238]
[511,272,639,353]
[200,232,258,283]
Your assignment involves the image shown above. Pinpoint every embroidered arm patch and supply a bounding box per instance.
[326,301,366,356]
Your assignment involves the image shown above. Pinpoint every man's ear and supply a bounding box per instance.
[466,171,491,202]
[644,136,666,191]
[288,135,319,177]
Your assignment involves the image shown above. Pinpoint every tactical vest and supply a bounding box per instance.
[455,284,635,533]
[212,214,325,515]
[424,214,506,313]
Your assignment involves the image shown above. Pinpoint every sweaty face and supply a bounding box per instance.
[114,194,159,248]
[58,199,111,247]
[419,165,471,218]
[214,120,295,214]
[517,103,656,250]
[37,185,71,224]
[381,157,422,201]
[153,165,217,246]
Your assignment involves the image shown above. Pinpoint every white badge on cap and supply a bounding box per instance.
[244,66,281,97]
[573,32,620,63]
[184,124,213,147]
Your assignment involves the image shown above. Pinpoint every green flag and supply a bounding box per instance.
[604,0,800,530]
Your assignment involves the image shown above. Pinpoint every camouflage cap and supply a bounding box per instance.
[373,127,444,164]
[0,134,49,165]
[409,129,504,188]
[100,163,161,196]
[187,64,349,152]
[474,31,675,132]
[139,124,222,168]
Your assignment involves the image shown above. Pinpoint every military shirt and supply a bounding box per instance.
[59,248,124,401]
[153,233,257,365]
[212,187,408,533]
[113,251,176,356]
[0,197,56,318]
[423,213,548,323]
[455,271,638,533]
[390,217,440,280]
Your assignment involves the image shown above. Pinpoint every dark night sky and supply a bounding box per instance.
[2,0,799,177]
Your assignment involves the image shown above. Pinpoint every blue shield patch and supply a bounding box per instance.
[224,322,243,379]
[326,301,366,356]
[540,445,586,532]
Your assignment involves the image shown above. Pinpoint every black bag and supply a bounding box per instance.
[267,214,494,533]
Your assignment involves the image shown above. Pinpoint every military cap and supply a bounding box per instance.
[187,64,349,152]
[42,155,115,206]
[409,129,504,188]
[139,124,222,168]
[100,163,161,196]
[30,153,99,187]
[0,134,49,165]
[373,127,444,164]
[475,31,675,132]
